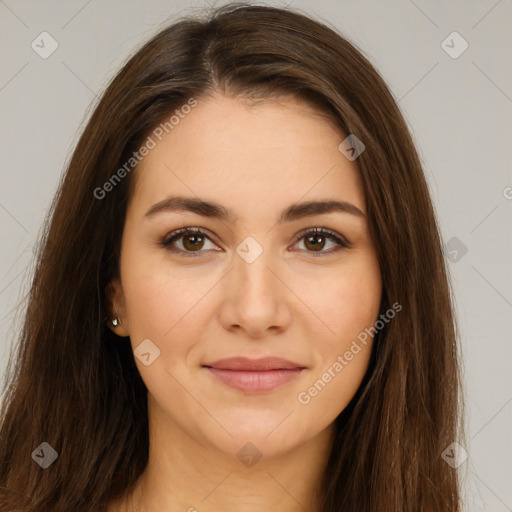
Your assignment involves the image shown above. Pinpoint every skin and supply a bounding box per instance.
[106,92,382,512]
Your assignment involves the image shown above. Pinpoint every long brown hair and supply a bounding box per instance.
[0,3,464,510]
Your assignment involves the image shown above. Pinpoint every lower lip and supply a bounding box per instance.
[205,367,304,393]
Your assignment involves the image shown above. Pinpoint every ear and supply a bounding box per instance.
[105,279,130,337]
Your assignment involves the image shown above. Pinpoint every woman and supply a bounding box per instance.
[0,2,464,511]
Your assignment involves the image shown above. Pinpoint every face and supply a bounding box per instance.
[107,92,382,461]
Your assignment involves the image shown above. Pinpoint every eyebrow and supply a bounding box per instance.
[144,195,366,222]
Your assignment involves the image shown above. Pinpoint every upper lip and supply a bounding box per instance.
[203,356,306,371]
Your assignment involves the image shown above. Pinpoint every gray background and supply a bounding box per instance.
[1,0,511,510]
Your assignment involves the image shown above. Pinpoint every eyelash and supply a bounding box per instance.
[159,226,352,258]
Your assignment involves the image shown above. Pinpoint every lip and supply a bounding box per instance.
[202,357,307,393]
[203,356,306,371]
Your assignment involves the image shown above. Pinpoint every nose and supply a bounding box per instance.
[218,241,292,338]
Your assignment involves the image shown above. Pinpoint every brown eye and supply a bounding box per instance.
[181,232,205,251]
[160,226,351,258]
[293,228,351,256]
[303,233,327,251]
[160,227,219,256]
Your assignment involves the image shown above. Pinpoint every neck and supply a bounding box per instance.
[110,398,335,512]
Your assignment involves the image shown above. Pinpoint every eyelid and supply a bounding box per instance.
[160,227,220,256]
[291,227,352,250]
[160,226,352,256]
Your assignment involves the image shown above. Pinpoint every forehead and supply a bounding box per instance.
[129,93,366,219]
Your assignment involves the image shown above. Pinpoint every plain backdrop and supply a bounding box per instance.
[1,1,511,510]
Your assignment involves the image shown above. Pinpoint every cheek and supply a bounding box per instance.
[335,272,381,338]
[120,258,207,391]
[295,267,381,427]
[120,246,200,344]
[301,254,382,343]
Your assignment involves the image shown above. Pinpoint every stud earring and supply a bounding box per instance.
[110,304,121,327]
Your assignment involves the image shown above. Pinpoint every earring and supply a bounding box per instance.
[110,304,121,327]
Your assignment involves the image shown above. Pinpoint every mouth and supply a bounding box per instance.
[202,356,307,393]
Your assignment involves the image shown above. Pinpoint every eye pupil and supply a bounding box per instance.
[305,234,325,251]
[162,227,347,257]
[183,234,204,251]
